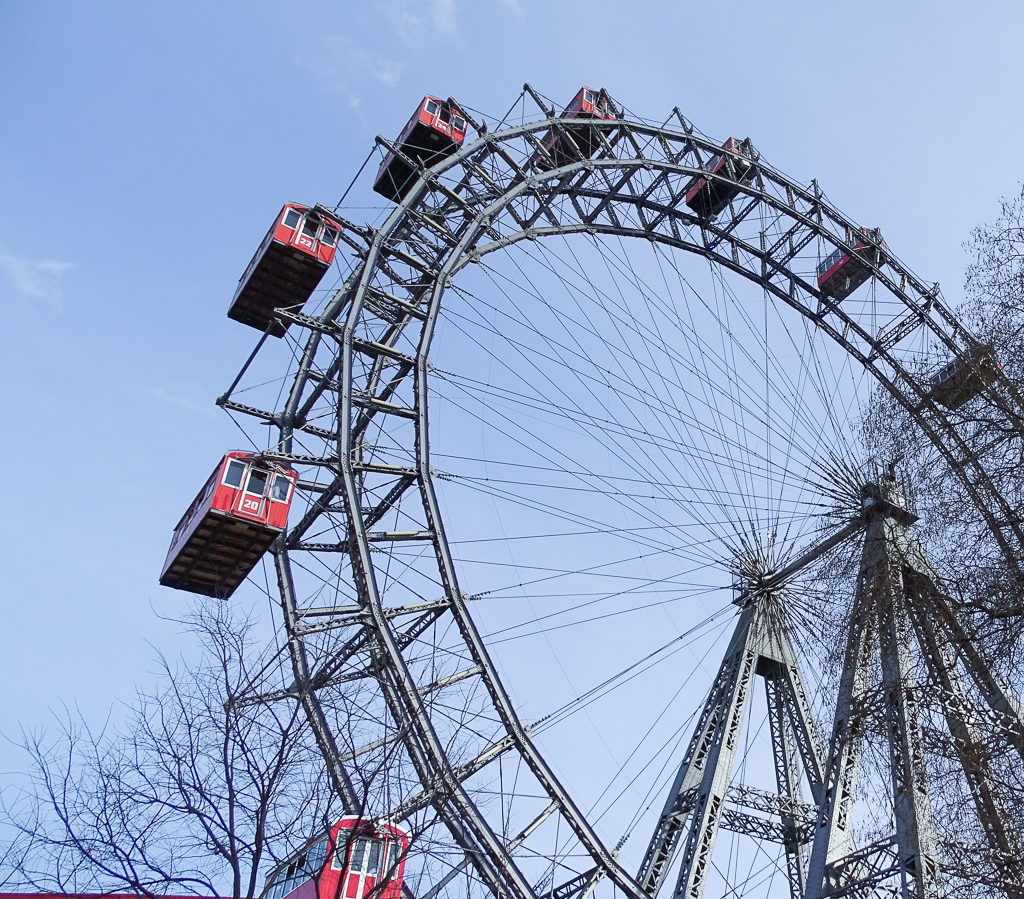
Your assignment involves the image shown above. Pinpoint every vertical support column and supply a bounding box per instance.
[637,602,759,897]
[873,516,942,898]
[775,658,825,803]
[670,626,759,899]
[805,562,877,896]
[765,668,809,899]
[808,482,944,899]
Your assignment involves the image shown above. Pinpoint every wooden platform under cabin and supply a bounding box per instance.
[160,509,280,599]
[228,240,330,336]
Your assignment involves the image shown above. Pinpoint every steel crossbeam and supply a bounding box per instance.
[544,867,604,899]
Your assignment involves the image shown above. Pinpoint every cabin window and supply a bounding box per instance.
[451,114,466,132]
[349,838,370,872]
[931,362,958,386]
[331,838,345,871]
[246,469,269,497]
[321,226,339,248]
[283,208,302,229]
[271,475,292,503]
[349,837,383,874]
[425,98,440,116]
[308,839,328,879]
[584,90,595,105]
[367,840,383,874]
[172,476,217,545]
[223,459,246,488]
[301,219,319,241]
[818,248,845,276]
[267,835,328,899]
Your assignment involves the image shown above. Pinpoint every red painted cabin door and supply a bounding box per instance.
[233,466,270,521]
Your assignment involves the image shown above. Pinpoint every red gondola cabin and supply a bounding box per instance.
[228,204,343,337]
[927,342,1001,409]
[533,86,615,171]
[684,137,759,219]
[160,452,297,599]
[373,96,468,202]
[816,227,888,304]
[262,817,410,899]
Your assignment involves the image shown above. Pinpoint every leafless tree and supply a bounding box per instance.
[936,187,1024,673]
[965,186,1024,349]
[1,602,341,897]
[2,591,475,899]
[847,187,1024,677]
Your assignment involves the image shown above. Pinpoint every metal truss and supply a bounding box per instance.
[807,479,1024,898]
[635,544,827,899]
[214,86,1024,899]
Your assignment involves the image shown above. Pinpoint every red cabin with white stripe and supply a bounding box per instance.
[228,203,343,336]
[684,137,759,219]
[533,86,615,171]
[262,818,410,899]
[160,452,297,599]
[373,96,468,202]
[816,227,888,305]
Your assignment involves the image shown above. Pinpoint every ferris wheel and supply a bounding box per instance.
[173,84,1024,898]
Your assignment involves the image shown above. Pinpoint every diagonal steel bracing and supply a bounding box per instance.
[765,664,818,899]
[905,588,1024,894]
[899,549,1024,894]
[636,579,825,899]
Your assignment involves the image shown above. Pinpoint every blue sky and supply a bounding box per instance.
[2,0,1023,839]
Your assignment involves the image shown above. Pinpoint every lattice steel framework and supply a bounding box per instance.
[217,86,1024,898]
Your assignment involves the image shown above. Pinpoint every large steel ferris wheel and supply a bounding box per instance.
[212,86,1024,898]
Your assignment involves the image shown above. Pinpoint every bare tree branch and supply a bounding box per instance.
[1,602,338,897]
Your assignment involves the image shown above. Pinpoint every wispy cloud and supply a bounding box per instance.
[495,0,524,17]
[295,35,404,97]
[295,2,470,101]
[0,243,74,308]
[432,0,457,34]
[379,0,459,41]
[153,379,219,418]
